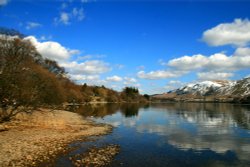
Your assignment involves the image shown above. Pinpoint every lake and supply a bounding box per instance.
[57,103,250,167]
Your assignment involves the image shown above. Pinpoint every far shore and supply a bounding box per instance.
[0,109,112,167]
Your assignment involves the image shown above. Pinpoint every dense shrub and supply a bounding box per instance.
[0,33,148,122]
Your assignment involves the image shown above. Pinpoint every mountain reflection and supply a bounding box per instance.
[150,103,250,130]
[138,103,250,161]
[76,103,250,162]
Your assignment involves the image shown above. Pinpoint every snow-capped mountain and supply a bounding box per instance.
[218,77,250,96]
[152,77,250,103]
[173,80,230,96]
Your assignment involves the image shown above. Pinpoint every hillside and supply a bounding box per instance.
[152,77,250,104]
[0,32,148,122]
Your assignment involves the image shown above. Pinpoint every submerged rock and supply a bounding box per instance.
[70,144,120,167]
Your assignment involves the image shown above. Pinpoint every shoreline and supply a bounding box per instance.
[0,109,112,167]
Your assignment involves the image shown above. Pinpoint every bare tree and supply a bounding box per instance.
[0,36,64,122]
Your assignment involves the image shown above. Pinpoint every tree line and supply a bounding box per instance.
[0,29,149,122]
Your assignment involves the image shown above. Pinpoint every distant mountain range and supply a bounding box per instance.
[152,77,250,104]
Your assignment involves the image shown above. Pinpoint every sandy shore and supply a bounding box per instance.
[0,109,112,167]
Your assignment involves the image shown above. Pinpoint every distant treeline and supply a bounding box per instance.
[0,28,148,122]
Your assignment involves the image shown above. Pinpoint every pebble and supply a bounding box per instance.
[70,144,120,167]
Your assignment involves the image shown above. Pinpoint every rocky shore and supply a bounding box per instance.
[70,144,120,167]
[0,109,112,167]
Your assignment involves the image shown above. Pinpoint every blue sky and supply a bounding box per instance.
[1,0,250,94]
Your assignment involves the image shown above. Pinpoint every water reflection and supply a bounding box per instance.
[76,103,250,166]
[151,103,250,130]
[75,103,143,118]
[72,103,120,117]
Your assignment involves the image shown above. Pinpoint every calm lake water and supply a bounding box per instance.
[56,103,250,167]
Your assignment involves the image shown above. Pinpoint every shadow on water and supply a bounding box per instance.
[56,103,250,167]
[73,103,148,118]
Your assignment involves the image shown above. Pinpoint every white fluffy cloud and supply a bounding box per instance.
[143,45,250,81]
[137,70,184,80]
[197,72,234,81]
[3,35,111,87]
[168,54,207,70]
[70,74,100,81]
[106,75,123,82]
[234,47,250,57]
[24,36,79,61]
[61,60,110,75]
[24,36,110,78]
[0,0,9,6]
[26,22,42,30]
[124,77,137,83]
[139,19,250,82]
[202,19,250,46]
[168,52,250,72]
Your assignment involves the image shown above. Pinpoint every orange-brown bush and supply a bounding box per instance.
[0,35,148,122]
[0,36,65,122]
